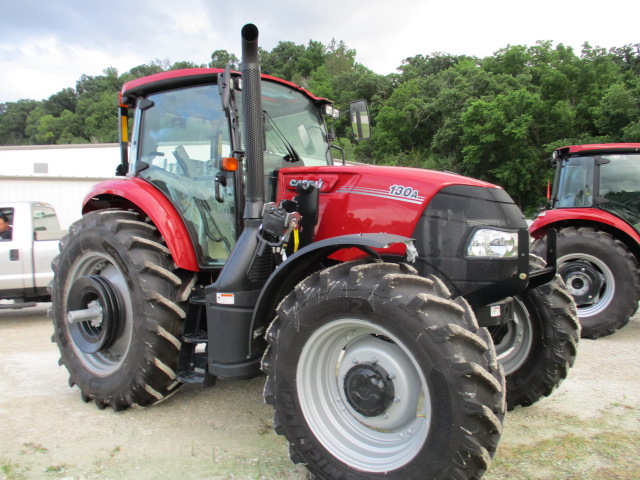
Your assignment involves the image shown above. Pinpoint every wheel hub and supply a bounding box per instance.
[343,362,395,417]
[559,262,604,306]
[66,275,123,354]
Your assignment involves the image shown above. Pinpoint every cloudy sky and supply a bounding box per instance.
[1,0,638,102]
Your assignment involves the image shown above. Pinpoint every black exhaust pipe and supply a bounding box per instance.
[241,23,265,219]
[204,24,268,379]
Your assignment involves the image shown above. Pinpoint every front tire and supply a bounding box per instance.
[50,210,195,411]
[263,261,505,479]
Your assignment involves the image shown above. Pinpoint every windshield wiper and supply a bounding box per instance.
[263,110,301,163]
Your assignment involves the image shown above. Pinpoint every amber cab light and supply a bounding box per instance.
[220,157,239,172]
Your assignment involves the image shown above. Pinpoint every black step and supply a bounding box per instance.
[189,294,206,305]
[183,332,208,343]
[177,370,205,384]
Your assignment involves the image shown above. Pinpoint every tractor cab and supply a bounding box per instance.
[117,69,368,269]
[551,144,640,232]
[532,143,640,338]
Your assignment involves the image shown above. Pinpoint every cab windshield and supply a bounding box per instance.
[598,154,640,231]
[236,79,331,201]
[237,79,332,167]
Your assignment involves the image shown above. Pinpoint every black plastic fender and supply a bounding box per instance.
[248,233,415,356]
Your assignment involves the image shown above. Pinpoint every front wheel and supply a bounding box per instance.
[263,261,505,479]
[50,210,195,411]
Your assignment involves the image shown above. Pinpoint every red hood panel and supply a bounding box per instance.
[278,165,501,240]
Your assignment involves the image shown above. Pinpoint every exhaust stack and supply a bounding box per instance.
[241,23,265,219]
[204,24,269,379]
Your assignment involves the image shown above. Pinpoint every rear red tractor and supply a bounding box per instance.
[531,143,640,338]
[50,24,578,479]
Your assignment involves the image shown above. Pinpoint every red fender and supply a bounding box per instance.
[82,177,199,271]
[530,207,640,244]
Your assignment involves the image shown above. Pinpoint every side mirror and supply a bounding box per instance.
[349,100,371,141]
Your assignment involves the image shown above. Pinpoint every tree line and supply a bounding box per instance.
[1,40,639,214]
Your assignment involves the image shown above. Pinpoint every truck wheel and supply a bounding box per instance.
[262,261,504,480]
[50,209,195,411]
[533,227,640,339]
[489,259,579,409]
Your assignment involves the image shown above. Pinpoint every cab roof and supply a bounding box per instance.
[121,68,329,106]
[556,143,640,158]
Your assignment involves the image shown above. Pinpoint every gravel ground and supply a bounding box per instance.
[1,304,639,480]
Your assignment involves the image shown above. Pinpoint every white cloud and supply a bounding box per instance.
[1,0,638,102]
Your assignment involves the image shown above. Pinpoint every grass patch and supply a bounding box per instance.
[20,443,48,455]
[43,464,67,474]
[487,430,640,479]
[1,460,29,480]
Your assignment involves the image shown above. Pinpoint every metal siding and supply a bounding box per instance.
[0,178,103,229]
[0,144,119,228]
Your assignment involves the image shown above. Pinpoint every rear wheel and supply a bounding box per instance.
[489,258,579,409]
[263,261,505,479]
[50,209,195,411]
[533,227,639,338]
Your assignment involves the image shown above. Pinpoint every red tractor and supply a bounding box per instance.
[50,24,577,479]
[531,143,640,339]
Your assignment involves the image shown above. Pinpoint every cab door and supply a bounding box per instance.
[132,84,238,268]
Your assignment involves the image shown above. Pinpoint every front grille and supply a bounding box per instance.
[412,185,527,297]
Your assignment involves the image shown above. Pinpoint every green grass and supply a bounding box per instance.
[487,428,640,479]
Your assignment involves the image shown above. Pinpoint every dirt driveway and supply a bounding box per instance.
[1,304,639,480]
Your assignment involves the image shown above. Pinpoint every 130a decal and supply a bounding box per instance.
[389,185,420,199]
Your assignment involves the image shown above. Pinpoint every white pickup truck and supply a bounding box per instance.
[0,201,66,308]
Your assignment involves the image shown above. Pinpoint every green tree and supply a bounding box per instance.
[308,65,335,100]
[77,90,119,143]
[298,40,325,78]
[324,39,356,77]
[76,67,121,98]
[26,107,83,144]
[0,99,41,145]
[74,68,122,143]
[373,78,430,156]
[461,88,566,210]
[610,43,640,75]
[259,41,306,80]
[44,88,78,117]
[170,61,204,70]
[122,63,164,82]
[398,53,472,81]
[593,82,640,139]
[209,50,239,69]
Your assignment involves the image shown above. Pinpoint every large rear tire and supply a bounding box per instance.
[262,261,505,480]
[532,227,639,339]
[50,210,195,411]
[489,258,579,409]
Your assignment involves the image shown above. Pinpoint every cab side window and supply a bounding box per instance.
[136,85,236,267]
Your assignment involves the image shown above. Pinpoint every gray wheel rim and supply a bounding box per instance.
[296,318,430,472]
[65,252,133,375]
[492,298,533,375]
[558,253,614,317]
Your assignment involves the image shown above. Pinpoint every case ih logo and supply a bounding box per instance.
[289,179,325,190]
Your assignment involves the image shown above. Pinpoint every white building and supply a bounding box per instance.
[0,143,119,228]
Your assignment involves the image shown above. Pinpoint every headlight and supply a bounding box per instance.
[466,228,518,258]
